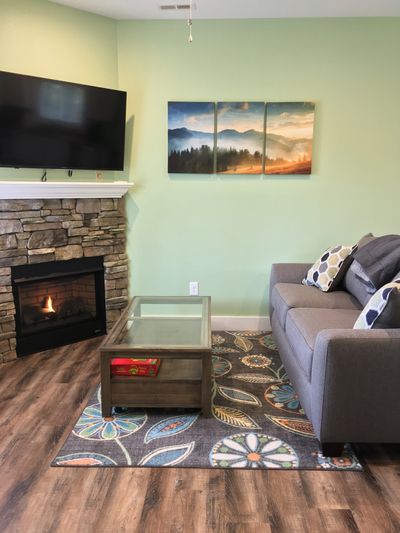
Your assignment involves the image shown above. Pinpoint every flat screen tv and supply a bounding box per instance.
[0,71,127,170]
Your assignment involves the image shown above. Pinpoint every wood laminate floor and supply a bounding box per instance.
[0,338,399,533]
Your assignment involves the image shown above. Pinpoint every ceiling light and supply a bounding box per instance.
[187,0,193,43]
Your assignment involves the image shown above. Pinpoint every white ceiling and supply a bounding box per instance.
[49,0,400,20]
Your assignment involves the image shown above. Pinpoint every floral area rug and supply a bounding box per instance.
[52,332,362,470]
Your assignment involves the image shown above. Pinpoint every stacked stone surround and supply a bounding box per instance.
[0,197,128,364]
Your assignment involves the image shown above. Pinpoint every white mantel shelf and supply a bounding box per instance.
[0,180,132,199]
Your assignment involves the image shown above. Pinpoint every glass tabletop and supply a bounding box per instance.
[107,296,210,349]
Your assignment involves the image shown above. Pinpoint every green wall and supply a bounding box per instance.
[0,0,119,181]
[118,19,400,315]
[1,7,399,315]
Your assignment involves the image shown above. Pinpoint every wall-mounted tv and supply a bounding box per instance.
[0,71,127,170]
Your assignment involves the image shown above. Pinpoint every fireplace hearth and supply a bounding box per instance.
[12,257,106,356]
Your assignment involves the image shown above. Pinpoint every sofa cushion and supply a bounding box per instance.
[271,283,362,330]
[343,260,377,307]
[357,232,376,248]
[285,308,361,381]
[343,233,377,306]
[352,234,400,289]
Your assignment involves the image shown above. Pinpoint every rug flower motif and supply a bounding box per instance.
[53,331,362,471]
[240,354,272,368]
[73,403,147,440]
[210,433,299,469]
[265,384,305,415]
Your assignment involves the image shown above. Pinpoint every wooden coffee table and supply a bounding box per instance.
[100,296,212,417]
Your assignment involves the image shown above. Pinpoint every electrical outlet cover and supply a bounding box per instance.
[189,281,199,295]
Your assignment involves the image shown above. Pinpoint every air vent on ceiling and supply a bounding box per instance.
[159,4,195,11]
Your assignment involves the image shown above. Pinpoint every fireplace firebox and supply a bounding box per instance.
[12,257,107,356]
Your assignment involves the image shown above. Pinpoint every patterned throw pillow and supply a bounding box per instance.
[353,278,400,329]
[302,244,358,292]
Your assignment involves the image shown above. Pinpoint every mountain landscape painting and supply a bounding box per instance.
[216,102,264,174]
[265,102,315,174]
[168,102,215,173]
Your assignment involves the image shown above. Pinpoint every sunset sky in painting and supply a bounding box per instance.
[266,102,315,139]
[168,102,215,133]
[217,102,264,133]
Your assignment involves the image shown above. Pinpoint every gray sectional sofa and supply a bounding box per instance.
[269,263,400,456]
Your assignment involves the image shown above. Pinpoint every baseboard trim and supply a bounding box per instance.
[211,316,271,331]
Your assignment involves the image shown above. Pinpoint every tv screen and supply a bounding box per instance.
[0,71,127,170]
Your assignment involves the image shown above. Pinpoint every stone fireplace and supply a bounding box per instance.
[0,194,129,363]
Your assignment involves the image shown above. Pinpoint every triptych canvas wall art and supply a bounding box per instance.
[167,102,215,174]
[168,101,315,175]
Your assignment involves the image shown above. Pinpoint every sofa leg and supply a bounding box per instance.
[321,442,345,457]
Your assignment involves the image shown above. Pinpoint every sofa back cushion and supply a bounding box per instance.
[352,234,400,289]
[344,260,376,307]
[343,233,376,306]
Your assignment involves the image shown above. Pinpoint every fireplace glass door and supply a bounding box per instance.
[19,273,97,335]
[12,257,106,356]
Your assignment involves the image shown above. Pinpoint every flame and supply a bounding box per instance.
[43,295,55,313]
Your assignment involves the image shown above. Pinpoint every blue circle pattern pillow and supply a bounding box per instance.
[302,244,357,292]
[354,277,400,329]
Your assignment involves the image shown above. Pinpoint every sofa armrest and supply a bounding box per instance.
[311,328,400,442]
[269,263,312,317]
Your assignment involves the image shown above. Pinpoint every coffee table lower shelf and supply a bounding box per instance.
[100,356,212,417]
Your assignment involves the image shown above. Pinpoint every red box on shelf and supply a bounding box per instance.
[110,358,161,377]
